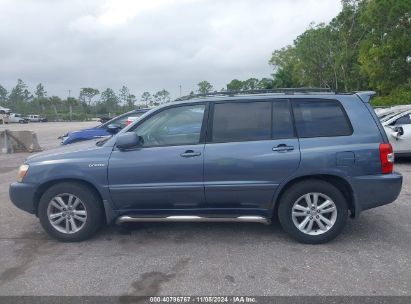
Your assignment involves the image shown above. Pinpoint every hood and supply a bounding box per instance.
[26,139,110,164]
[66,126,102,136]
[62,127,111,145]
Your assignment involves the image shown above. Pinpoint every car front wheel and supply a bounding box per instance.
[278,180,348,244]
[38,182,104,242]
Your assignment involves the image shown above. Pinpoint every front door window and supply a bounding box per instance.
[132,104,205,147]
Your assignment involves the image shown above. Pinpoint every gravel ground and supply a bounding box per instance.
[0,122,410,296]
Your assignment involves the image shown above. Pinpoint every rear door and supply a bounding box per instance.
[203,99,301,211]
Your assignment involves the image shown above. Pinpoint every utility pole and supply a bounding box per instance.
[179,85,182,97]
[68,89,72,122]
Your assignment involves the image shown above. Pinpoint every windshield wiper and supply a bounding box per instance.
[96,136,112,146]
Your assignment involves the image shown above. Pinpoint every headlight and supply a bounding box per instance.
[17,164,29,182]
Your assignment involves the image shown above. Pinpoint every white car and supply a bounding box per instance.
[381,109,411,155]
[8,113,28,124]
[376,105,411,119]
[0,106,11,124]
[0,106,11,114]
[27,114,47,122]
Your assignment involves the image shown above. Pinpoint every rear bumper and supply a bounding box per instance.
[351,172,402,214]
[9,182,37,214]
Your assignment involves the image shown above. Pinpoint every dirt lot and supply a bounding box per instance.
[0,122,410,296]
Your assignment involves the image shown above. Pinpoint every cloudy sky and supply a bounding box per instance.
[0,0,341,99]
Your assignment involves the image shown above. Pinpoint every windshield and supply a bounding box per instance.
[99,110,148,129]
[380,111,410,123]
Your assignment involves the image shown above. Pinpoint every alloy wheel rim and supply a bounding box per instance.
[291,192,337,236]
[47,193,87,234]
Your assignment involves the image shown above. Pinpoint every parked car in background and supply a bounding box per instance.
[0,106,11,114]
[27,114,48,122]
[375,105,411,120]
[10,90,402,244]
[8,113,29,124]
[99,116,111,124]
[125,115,141,126]
[381,108,411,156]
[0,106,11,124]
[59,108,150,145]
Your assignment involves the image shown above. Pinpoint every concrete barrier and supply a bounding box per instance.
[0,130,42,153]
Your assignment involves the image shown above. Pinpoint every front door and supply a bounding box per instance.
[385,112,411,154]
[204,100,300,212]
[108,103,207,211]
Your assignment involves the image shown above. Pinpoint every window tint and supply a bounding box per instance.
[394,114,411,125]
[133,105,205,147]
[273,101,294,138]
[211,102,271,142]
[292,99,352,137]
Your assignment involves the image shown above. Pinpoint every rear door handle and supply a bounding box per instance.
[180,150,202,158]
[272,144,294,152]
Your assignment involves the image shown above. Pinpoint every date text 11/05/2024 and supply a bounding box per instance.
[149,296,257,303]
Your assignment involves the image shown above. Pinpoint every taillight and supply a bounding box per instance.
[379,143,394,174]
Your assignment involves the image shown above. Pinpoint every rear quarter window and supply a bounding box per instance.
[292,99,352,138]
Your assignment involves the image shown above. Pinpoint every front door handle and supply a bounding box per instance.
[273,144,294,152]
[180,150,202,158]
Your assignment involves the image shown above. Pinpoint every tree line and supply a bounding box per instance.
[197,0,411,106]
[0,80,172,120]
[268,0,411,105]
[0,77,276,121]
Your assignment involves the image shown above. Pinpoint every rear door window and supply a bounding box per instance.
[292,99,352,138]
[211,102,271,143]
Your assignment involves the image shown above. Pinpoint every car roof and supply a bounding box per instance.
[168,89,373,108]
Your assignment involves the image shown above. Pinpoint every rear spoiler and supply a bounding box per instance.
[355,91,376,103]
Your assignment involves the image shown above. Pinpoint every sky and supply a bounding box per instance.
[0,0,342,100]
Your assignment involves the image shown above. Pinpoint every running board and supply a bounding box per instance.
[116,215,271,225]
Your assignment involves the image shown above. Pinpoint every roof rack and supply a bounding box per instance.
[175,88,335,101]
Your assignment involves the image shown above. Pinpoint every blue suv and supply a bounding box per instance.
[9,90,402,244]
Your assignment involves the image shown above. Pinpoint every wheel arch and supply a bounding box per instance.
[272,174,356,218]
[33,178,113,223]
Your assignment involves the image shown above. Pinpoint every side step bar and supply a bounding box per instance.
[116,215,271,225]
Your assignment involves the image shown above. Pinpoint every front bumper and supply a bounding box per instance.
[351,172,403,214]
[9,182,38,214]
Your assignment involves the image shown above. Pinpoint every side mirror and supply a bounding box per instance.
[106,124,121,134]
[391,126,404,140]
[395,126,404,136]
[116,133,141,150]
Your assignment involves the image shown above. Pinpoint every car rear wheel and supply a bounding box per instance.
[278,180,348,244]
[38,182,104,242]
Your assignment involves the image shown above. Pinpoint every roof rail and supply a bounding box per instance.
[175,88,335,101]
[355,91,376,103]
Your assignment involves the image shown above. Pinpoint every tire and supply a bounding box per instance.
[278,180,348,244]
[38,182,104,242]
[19,120,24,124]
